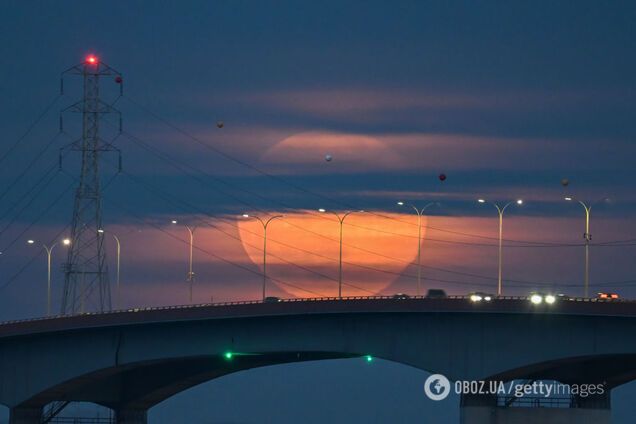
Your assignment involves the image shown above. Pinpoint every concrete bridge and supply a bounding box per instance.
[1,296,636,423]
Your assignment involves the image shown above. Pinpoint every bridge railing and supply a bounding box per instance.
[0,294,633,327]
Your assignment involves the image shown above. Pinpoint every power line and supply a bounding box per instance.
[0,173,119,292]
[0,168,630,300]
[0,94,62,167]
[113,160,575,292]
[0,166,63,236]
[0,177,74,257]
[107,126,593,288]
[118,126,598,250]
[115,128,524,283]
[0,132,63,204]
[218,219,550,289]
[113,167,375,295]
[99,189,328,298]
[58,166,331,298]
[122,95,635,248]
[0,162,58,225]
[97,95,636,295]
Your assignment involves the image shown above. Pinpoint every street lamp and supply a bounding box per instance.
[98,229,122,309]
[318,208,364,298]
[477,198,523,296]
[28,238,71,316]
[242,213,283,301]
[171,220,196,303]
[397,201,439,296]
[565,197,608,297]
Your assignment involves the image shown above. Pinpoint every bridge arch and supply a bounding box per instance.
[3,299,636,422]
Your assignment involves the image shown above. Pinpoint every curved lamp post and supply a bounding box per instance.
[565,196,609,297]
[477,198,523,296]
[171,220,196,303]
[98,229,121,309]
[242,213,283,301]
[397,201,439,296]
[318,208,364,298]
[28,238,71,315]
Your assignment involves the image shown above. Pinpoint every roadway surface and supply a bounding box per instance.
[1,295,635,338]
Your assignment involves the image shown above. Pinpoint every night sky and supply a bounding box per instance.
[1,1,636,422]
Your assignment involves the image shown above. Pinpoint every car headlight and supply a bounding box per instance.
[470,294,482,302]
[545,295,556,304]
[530,294,543,304]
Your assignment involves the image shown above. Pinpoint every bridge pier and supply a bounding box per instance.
[115,408,148,424]
[459,391,611,424]
[9,406,42,424]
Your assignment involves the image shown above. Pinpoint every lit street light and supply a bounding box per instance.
[318,208,364,298]
[397,201,439,296]
[98,229,122,309]
[28,238,71,315]
[477,198,523,296]
[242,213,283,301]
[565,196,609,297]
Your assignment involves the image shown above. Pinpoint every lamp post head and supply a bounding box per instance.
[63,238,71,246]
[565,197,573,201]
[27,240,35,244]
[397,201,404,206]
[97,229,105,234]
[318,208,326,213]
[516,199,523,205]
[477,199,486,204]
[171,220,178,224]
[242,214,249,218]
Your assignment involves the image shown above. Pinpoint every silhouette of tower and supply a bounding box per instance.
[60,55,122,314]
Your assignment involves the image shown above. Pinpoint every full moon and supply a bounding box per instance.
[236,212,424,298]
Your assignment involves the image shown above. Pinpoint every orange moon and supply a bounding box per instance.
[236,212,425,298]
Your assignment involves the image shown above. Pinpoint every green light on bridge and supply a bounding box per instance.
[224,351,234,360]
[365,355,373,363]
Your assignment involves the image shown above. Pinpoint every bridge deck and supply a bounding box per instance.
[1,296,636,338]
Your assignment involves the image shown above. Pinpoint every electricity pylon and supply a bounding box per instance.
[59,55,122,314]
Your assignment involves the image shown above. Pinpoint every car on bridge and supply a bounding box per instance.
[426,289,447,299]
[392,293,411,299]
[469,292,493,302]
[598,292,620,301]
[264,296,282,303]
[529,292,558,305]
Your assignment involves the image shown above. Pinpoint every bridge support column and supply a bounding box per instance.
[460,391,611,424]
[115,408,148,424]
[9,406,42,424]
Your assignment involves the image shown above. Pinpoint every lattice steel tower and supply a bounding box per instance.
[60,55,122,314]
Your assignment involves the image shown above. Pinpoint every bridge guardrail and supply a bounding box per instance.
[0,294,633,326]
